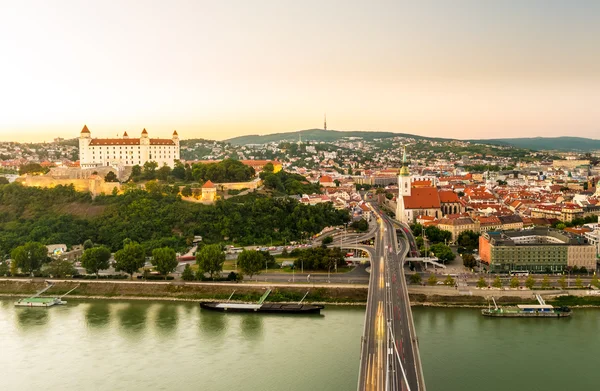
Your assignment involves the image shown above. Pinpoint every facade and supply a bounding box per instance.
[437,217,480,243]
[479,228,596,273]
[79,125,180,169]
[530,204,584,222]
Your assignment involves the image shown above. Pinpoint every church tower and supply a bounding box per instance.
[397,145,411,222]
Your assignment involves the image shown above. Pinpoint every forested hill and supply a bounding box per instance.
[469,137,600,152]
[0,183,349,256]
[224,129,452,145]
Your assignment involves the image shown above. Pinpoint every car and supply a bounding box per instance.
[436,281,445,285]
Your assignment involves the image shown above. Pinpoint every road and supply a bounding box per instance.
[356,205,425,391]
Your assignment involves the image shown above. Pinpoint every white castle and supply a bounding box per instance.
[78,125,180,169]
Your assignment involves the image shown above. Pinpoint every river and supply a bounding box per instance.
[1,299,598,390]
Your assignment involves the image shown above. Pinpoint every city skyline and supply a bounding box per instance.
[1,0,599,142]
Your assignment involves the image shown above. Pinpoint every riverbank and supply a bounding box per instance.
[2,279,600,307]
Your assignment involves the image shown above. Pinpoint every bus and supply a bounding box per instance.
[510,271,529,277]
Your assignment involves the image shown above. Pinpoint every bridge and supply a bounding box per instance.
[340,205,426,391]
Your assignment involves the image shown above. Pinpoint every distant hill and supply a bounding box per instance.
[224,129,452,145]
[470,137,600,152]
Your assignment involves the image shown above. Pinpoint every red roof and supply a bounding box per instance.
[320,175,333,183]
[412,180,432,187]
[81,125,90,134]
[173,130,178,136]
[88,138,175,146]
[438,190,459,203]
[123,131,128,137]
[141,128,148,134]
[403,187,441,209]
[202,180,215,189]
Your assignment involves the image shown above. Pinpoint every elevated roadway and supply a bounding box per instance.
[356,206,426,391]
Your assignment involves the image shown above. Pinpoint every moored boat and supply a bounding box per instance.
[482,294,571,318]
[200,289,324,314]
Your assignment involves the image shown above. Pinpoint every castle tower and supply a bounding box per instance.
[172,130,180,157]
[396,145,412,222]
[123,131,129,139]
[79,125,92,167]
[140,128,149,145]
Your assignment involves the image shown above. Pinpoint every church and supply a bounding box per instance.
[79,125,180,169]
[395,146,464,223]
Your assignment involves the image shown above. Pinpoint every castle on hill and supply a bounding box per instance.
[79,125,180,169]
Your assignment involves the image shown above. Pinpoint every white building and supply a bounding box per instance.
[79,125,180,169]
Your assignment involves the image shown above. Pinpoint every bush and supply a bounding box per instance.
[322,236,333,245]
[409,273,422,284]
[136,275,175,280]
[73,274,128,280]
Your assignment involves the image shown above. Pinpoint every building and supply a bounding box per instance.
[79,125,180,169]
[200,180,217,202]
[530,204,584,222]
[479,228,596,273]
[437,217,480,243]
[498,214,524,230]
[438,190,464,216]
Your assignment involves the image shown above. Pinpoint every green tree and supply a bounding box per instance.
[11,242,48,275]
[237,250,263,278]
[10,259,18,275]
[195,244,225,279]
[104,171,118,183]
[409,273,422,284]
[425,226,452,244]
[556,223,566,230]
[181,185,192,197]
[0,261,10,276]
[156,164,172,181]
[457,230,480,251]
[81,246,111,278]
[427,274,438,286]
[83,239,94,250]
[131,165,142,178]
[0,177,9,185]
[477,277,487,288]
[182,263,195,281]
[322,236,333,245]
[142,161,158,180]
[45,259,76,278]
[591,274,599,288]
[151,247,178,278]
[18,163,49,176]
[575,277,583,288]
[114,241,145,279]
[430,243,455,264]
[510,277,520,288]
[351,219,369,232]
[558,276,567,289]
[263,162,274,173]
[541,275,551,289]
[492,276,502,288]
[444,275,455,286]
[525,275,535,289]
[462,253,477,269]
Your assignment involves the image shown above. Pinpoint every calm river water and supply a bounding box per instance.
[1,299,598,390]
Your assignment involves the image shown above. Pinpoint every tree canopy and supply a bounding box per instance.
[196,244,225,279]
[81,246,112,277]
[151,247,178,278]
[429,243,455,263]
[11,241,48,274]
[114,241,145,279]
[261,170,320,195]
[237,250,264,278]
[192,159,255,183]
[293,247,345,271]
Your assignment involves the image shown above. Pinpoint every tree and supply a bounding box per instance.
[558,275,567,289]
[114,241,145,279]
[492,276,502,288]
[18,163,49,176]
[525,275,535,289]
[462,253,477,269]
[156,164,172,181]
[510,277,520,288]
[182,264,195,281]
[457,230,480,251]
[45,259,76,278]
[556,223,566,230]
[591,274,599,288]
[0,261,10,276]
[181,185,192,197]
[263,162,274,174]
[237,250,263,278]
[430,243,455,264]
[425,226,452,244]
[322,236,333,245]
[477,277,487,288]
[541,275,551,289]
[11,242,48,275]
[131,165,142,178]
[0,177,9,185]
[104,171,118,183]
[151,247,178,278]
[142,161,158,180]
[444,275,455,286]
[575,277,583,288]
[83,239,94,250]
[409,273,422,284]
[351,219,369,232]
[427,274,438,286]
[195,244,225,279]
[81,246,111,278]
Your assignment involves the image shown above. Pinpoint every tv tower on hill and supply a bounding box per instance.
[324,113,327,131]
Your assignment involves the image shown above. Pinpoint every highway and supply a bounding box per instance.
[356,205,425,391]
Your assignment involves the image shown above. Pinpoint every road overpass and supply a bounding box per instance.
[355,205,426,391]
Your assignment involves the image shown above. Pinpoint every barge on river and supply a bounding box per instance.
[14,282,79,308]
[200,289,324,314]
[482,294,571,318]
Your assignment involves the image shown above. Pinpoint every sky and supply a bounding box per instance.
[0,0,599,142]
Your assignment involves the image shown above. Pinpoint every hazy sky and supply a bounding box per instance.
[0,0,599,142]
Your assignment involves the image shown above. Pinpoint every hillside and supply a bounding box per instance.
[224,129,453,145]
[470,137,600,152]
